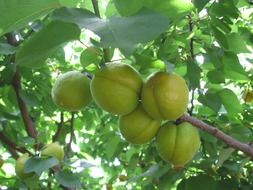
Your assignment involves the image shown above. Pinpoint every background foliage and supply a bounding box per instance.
[0,0,253,189]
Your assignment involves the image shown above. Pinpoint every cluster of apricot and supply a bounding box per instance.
[51,64,200,167]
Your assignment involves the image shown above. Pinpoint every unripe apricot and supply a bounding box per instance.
[41,142,64,162]
[141,72,189,120]
[91,64,142,115]
[119,104,161,144]
[15,154,34,180]
[156,122,200,167]
[52,71,92,111]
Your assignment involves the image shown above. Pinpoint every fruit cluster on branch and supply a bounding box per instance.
[52,64,201,167]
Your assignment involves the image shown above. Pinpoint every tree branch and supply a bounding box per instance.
[0,132,32,158]
[6,33,37,139]
[179,114,253,158]
[65,112,75,159]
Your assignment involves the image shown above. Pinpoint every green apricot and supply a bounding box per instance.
[119,104,161,144]
[52,71,92,111]
[156,122,200,167]
[15,154,34,179]
[141,72,189,120]
[41,142,64,162]
[91,64,143,115]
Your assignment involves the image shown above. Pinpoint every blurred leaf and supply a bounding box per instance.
[55,170,82,188]
[187,60,201,89]
[105,136,120,159]
[145,0,194,20]
[198,91,221,112]
[16,20,80,68]
[52,7,169,54]
[129,164,160,182]
[178,175,217,190]
[226,33,249,53]
[211,25,229,49]
[80,47,102,67]
[0,0,60,36]
[0,43,16,55]
[216,148,234,167]
[25,157,58,176]
[193,0,210,11]
[114,0,144,16]
[19,90,40,107]
[207,70,225,84]
[218,89,242,115]
[222,51,248,81]
[209,0,239,19]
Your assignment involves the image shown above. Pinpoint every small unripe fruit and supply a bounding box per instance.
[52,71,92,111]
[243,90,253,103]
[156,122,200,167]
[91,64,142,115]
[118,174,128,181]
[141,72,189,120]
[119,104,161,144]
[41,142,64,162]
[15,154,33,179]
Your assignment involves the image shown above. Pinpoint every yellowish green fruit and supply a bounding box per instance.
[156,122,200,167]
[52,71,92,111]
[41,142,64,162]
[91,64,143,115]
[119,104,161,144]
[118,174,128,181]
[141,72,189,120]
[243,89,253,103]
[15,154,33,179]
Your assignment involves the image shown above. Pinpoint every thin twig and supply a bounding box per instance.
[188,89,195,116]
[187,14,196,115]
[188,14,194,59]
[91,0,101,17]
[179,114,253,158]
[90,0,111,63]
[53,112,64,142]
[65,112,75,159]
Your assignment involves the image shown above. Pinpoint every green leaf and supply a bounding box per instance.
[222,51,248,81]
[207,70,225,84]
[114,0,144,16]
[145,0,194,20]
[16,20,80,68]
[216,148,235,167]
[178,175,217,190]
[218,89,242,115]
[187,60,201,89]
[19,90,40,107]
[209,0,239,19]
[0,0,60,36]
[55,170,82,188]
[211,25,229,49]
[193,0,210,11]
[105,136,120,159]
[198,91,221,112]
[80,47,102,67]
[0,43,16,55]
[52,8,169,54]
[24,157,59,176]
[226,33,249,53]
